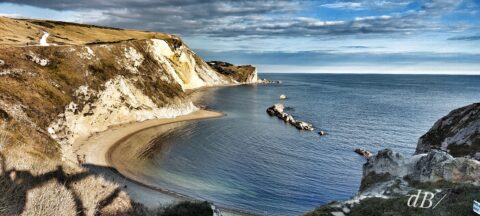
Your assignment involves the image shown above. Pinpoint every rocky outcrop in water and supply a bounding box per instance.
[266,104,314,130]
[416,103,480,157]
[354,148,372,158]
[258,78,282,84]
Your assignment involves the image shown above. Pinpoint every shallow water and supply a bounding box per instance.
[127,74,480,215]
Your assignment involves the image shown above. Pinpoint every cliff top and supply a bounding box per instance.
[0,16,172,46]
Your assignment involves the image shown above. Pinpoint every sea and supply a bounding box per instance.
[123,74,480,215]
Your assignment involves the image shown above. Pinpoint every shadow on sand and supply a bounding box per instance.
[0,152,125,216]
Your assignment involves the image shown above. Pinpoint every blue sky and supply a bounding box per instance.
[1,0,479,74]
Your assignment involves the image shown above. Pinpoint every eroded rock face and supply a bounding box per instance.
[363,149,406,177]
[48,76,199,158]
[0,37,259,160]
[363,149,480,188]
[416,103,480,157]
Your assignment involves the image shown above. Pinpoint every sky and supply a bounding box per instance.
[1,0,479,74]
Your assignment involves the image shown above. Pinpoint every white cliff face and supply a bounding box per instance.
[123,47,144,74]
[41,38,257,160]
[48,76,198,159]
[148,39,229,90]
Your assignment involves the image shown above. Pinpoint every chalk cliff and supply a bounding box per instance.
[0,17,258,160]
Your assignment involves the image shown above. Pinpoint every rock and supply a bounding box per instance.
[0,59,4,66]
[363,149,405,177]
[364,149,480,185]
[26,52,50,66]
[331,212,345,216]
[342,207,350,214]
[354,148,372,158]
[408,150,480,183]
[266,103,284,116]
[318,130,326,136]
[258,78,282,84]
[475,152,480,160]
[266,104,313,130]
[416,103,480,157]
[285,115,295,124]
[279,94,287,100]
[294,121,314,131]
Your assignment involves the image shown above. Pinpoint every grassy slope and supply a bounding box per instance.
[0,16,250,215]
[0,17,170,46]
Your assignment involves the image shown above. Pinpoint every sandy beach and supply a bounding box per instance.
[68,110,242,212]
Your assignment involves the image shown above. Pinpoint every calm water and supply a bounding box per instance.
[131,74,480,215]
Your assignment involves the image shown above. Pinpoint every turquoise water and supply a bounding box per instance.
[135,74,480,215]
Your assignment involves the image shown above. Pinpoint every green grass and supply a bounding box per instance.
[305,181,480,216]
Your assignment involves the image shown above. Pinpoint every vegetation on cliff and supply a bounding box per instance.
[0,16,257,215]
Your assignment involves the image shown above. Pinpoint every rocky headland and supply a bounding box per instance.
[0,16,259,215]
[306,103,480,216]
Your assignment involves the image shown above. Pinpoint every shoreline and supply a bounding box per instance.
[70,109,257,216]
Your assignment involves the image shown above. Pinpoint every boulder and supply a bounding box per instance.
[363,149,480,185]
[318,130,326,136]
[294,121,314,131]
[354,148,372,158]
[363,149,406,177]
[266,104,284,116]
[279,94,287,100]
[284,114,295,123]
[409,150,480,183]
[475,152,480,161]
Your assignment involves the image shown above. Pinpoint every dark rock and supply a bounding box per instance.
[354,148,372,158]
[416,103,480,157]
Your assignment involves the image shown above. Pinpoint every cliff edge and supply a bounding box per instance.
[416,103,480,157]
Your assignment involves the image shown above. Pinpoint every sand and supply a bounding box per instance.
[69,110,224,207]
